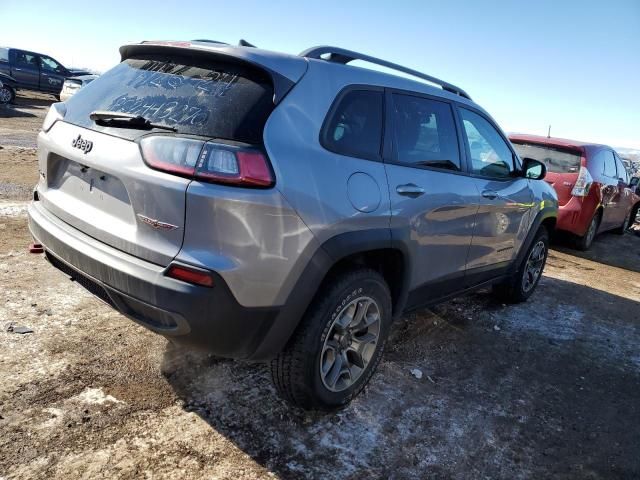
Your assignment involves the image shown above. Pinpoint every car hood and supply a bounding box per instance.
[65,74,99,82]
[68,69,92,76]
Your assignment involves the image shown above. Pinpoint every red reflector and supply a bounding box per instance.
[165,264,214,287]
[29,243,44,254]
[236,151,274,186]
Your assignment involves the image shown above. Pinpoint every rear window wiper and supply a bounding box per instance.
[89,111,177,132]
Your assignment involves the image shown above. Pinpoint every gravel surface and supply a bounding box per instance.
[1,93,639,479]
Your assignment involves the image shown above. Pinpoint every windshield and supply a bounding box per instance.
[63,54,274,144]
[512,142,582,174]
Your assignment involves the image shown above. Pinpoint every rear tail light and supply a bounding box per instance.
[571,166,593,197]
[139,135,274,187]
[139,136,201,176]
[42,102,66,132]
[165,263,214,287]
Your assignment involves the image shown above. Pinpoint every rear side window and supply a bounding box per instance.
[615,154,629,183]
[63,54,275,144]
[602,151,617,177]
[511,142,581,173]
[0,48,8,62]
[391,94,460,171]
[321,89,383,160]
[15,51,38,68]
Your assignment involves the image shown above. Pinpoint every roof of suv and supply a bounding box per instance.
[123,40,479,110]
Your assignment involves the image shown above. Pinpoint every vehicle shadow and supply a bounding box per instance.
[14,92,55,109]
[0,104,38,119]
[551,230,640,274]
[162,277,640,479]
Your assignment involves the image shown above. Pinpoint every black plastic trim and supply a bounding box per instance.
[249,228,410,360]
[509,207,557,276]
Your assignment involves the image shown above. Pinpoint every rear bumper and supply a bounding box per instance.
[28,201,280,359]
[555,196,594,237]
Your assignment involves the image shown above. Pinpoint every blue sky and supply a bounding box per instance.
[3,0,639,148]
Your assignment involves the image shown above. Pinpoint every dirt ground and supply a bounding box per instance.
[1,93,639,479]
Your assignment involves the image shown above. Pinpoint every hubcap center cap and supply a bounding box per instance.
[338,333,351,350]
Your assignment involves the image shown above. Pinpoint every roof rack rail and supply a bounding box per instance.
[299,46,471,100]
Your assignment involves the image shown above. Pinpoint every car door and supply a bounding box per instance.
[600,149,622,229]
[456,107,534,286]
[384,90,479,306]
[614,152,633,224]
[39,56,66,93]
[10,49,40,89]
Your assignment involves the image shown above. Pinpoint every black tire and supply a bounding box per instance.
[270,268,392,410]
[575,211,601,250]
[493,226,549,304]
[0,85,15,104]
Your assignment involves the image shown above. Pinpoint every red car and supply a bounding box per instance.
[509,134,640,250]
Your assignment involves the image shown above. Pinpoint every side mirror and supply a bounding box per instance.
[522,157,546,180]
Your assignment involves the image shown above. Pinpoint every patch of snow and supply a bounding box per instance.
[74,388,124,405]
[410,368,423,379]
[39,407,65,429]
[500,303,583,341]
[0,201,28,217]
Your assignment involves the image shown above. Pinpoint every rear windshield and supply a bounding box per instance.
[511,142,582,174]
[0,48,8,62]
[63,54,274,144]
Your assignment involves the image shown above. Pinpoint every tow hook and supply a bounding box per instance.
[29,243,44,254]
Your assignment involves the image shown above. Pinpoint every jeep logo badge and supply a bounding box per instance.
[72,134,93,154]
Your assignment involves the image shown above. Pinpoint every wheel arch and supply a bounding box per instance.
[320,229,409,318]
[249,229,409,360]
[510,207,557,275]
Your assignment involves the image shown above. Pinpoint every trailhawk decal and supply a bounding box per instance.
[137,214,179,231]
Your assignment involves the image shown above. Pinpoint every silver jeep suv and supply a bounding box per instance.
[28,40,557,409]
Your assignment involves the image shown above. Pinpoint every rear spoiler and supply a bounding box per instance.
[119,42,308,104]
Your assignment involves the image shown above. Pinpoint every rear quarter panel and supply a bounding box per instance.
[263,60,392,247]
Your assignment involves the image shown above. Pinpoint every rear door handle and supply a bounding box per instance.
[396,184,425,197]
[482,190,499,200]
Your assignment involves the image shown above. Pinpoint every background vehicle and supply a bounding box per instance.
[510,134,640,250]
[60,74,98,101]
[0,72,17,104]
[0,47,90,99]
[28,41,557,409]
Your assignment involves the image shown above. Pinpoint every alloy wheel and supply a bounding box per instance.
[320,296,381,392]
[0,87,11,103]
[522,240,546,293]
